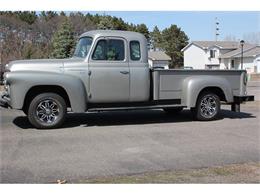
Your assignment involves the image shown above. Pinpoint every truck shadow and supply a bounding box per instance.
[13,109,256,129]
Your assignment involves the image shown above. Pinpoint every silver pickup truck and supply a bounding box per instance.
[0,30,254,129]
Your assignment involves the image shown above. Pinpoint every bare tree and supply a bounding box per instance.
[243,32,260,45]
[1,32,23,65]
[69,12,96,38]
[223,35,238,42]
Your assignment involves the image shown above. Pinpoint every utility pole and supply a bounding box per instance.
[215,17,220,41]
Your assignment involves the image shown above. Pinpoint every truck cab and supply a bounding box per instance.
[70,30,150,103]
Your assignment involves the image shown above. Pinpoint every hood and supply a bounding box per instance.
[6,58,83,72]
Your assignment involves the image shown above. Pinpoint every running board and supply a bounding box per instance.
[88,104,185,112]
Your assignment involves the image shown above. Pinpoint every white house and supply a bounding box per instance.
[220,46,260,73]
[181,41,260,73]
[148,51,171,69]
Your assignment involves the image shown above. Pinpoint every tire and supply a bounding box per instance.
[28,93,67,129]
[192,91,220,121]
[163,107,183,114]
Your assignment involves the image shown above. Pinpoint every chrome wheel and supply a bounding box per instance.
[200,95,217,118]
[36,99,60,123]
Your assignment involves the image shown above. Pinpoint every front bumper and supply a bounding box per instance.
[0,91,10,108]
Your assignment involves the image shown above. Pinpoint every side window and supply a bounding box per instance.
[92,40,107,60]
[130,41,141,61]
[107,39,125,61]
[92,39,125,61]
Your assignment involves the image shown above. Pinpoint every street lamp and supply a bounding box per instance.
[240,40,245,70]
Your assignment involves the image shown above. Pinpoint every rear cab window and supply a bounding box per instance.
[130,41,141,61]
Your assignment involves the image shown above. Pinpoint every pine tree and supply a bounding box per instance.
[40,11,58,21]
[161,25,189,68]
[97,16,114,30]
[14,11,37,25]
[22,43,34,59]
[60,11,66,17]
[135,23,149,39]
[127,23,137,31]
[151,26,162,51]
[50,18,75,59]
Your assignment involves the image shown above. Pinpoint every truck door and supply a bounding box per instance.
[88,37,130,103]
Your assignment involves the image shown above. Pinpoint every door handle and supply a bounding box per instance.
[120,71,129,74]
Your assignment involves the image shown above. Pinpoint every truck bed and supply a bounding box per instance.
[152,69,245,102]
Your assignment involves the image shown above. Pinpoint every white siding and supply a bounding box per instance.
[219,56,260,73]
[242,57,254,73]
[183,44,206,69]
[256,56,260,73]
[234,58,241,69]
[184,45,225,69]
[148,59,169,69]
[148,59,153,68]
[220,58,229,69]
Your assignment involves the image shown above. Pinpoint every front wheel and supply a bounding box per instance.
[192,92,220,121]
[28,93,67,129]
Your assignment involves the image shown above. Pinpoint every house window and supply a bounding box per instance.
[210,50,216,58]
[231,60,235,69]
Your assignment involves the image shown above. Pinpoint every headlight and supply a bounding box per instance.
[5,64,10,72]
[3,71,10,86]
[3,77,7,89]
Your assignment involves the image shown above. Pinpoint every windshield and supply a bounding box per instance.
[73,37,93,58]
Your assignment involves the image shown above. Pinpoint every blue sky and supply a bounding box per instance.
[88,11,259,41]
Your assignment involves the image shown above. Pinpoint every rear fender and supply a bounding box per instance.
[182,76,233,108]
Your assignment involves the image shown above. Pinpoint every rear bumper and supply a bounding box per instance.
[0,91,10,108]
[234,95,254,103]
[231,95,254,112]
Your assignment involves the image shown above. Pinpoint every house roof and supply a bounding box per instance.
[194,41,239,49]
[220,45,260,58]
[181,41,254,52]
[148,51,171,61]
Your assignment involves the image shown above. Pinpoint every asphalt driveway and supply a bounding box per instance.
[0,83,259,183]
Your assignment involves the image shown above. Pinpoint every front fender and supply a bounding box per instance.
[5,71,87,112]
[182,76,233,108]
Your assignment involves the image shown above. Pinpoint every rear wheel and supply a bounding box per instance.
[192,92,220,121]
[28,93,66,129]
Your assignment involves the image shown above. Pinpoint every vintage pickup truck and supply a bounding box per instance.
[0,30,254,129]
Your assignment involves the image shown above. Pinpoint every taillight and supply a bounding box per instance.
[244,72,248,85]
